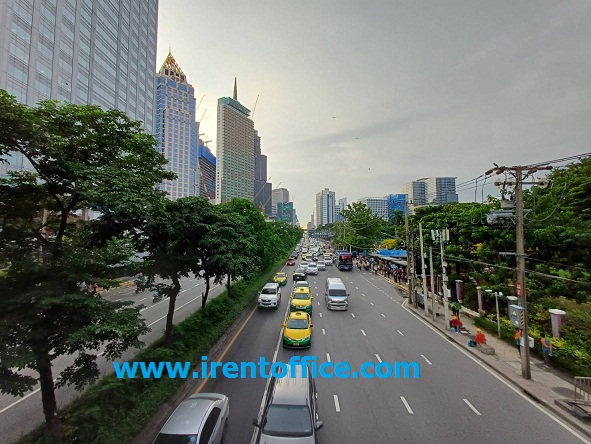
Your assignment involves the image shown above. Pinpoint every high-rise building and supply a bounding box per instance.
[215,78,254,204]
[276,201,294,224]
[418,177,458,204]
[272,187,289,216]
[254,129,272,215]
[386,194,408,217]
[0,0,158,175]
[356,197,388,220]
[335,197,347,222]
[154,52,198,200]
[198,142,216,200]
[402,181,427,206]
[314,188,335,227]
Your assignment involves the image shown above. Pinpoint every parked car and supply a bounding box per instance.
[153,393,229,444]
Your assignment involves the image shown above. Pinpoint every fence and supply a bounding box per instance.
[574,376,591,405]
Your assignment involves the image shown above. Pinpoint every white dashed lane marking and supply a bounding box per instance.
[361,329,366,336]
[463,398,481,415]
[401,396,414,414]
[421,354,432,365]
[334,395,341,412]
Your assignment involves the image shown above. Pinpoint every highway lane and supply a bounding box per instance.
[2,275,224,444]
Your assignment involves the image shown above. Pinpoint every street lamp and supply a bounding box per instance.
[485,289,503,338]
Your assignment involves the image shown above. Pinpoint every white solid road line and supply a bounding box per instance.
[420,354,432,365]
[397,330,404,336]
[361,329,366,336]
[138,297,146,302]
[375,354,382,363]
[401,300,591,444]
[351,313,356,318]
[326,353,331,363]
[147,295,201,327]
[322,329,326,335]
[334,395,341,412]
[400,396,414,414]
[463,398,482,416]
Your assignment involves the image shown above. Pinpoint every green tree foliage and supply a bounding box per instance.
[0,94,172,438]
[340,202,383,250]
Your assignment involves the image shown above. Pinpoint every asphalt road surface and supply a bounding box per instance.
[2,276,225,444]
[196,265,590,444]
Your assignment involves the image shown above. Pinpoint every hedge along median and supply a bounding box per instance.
[19,260,288,444]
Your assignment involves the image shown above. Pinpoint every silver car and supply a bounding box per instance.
[153,393,229,444]
[316,260,326,270]
[306,263,318,275]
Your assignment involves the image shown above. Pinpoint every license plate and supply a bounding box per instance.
[293,342,299,346]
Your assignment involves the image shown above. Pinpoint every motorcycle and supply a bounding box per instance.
[152,290,163,303]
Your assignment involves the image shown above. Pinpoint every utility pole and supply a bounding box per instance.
[405,199,414,304]
[429,246,436,321]
[434,228,450,324]
[491,164,551,380]
[419,223,428,316]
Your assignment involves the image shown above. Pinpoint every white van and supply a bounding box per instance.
[325,277,349,310]
[258,283,281,309]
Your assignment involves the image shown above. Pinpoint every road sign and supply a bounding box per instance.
[509,304,524,328]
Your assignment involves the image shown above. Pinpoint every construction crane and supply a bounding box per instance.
[252,95,259,119]
[200,109,207,121]
[196,94,205,112]
[259,181,280,215]
[254,177,271,201]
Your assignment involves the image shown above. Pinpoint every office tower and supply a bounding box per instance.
[335,197,347,222]
[276,201,294,224]
[402,181,427,206]
[0,0,158,175]
[254,129,272,214]
[272,187,289,216]
[314,188,335,227]
[356,197,388,220]
[215,78,255,204]
[198,142,216,200]
[418,177,458,204]
[154,52,199,200]
[386,194,408,217]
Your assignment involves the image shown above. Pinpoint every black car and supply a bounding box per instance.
[292,268,307,281]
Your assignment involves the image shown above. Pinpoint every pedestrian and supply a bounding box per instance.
[515,329,521,354]
[540,333,553,366]
[475,328,486,345]
[452,300,461,316]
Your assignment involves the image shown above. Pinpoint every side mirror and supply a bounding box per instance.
[325,293,328,296]
[310,324,313,327]
[282,323,287,327]
[252,418,260,428]
[347,294,350,296]
[315,420,324,431]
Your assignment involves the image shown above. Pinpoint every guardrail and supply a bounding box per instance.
[574,376,591,405]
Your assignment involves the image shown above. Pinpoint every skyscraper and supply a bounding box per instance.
[215,78,255,204]
[314,188,335,227]
[254,129,271,214]
[356,197,388,220]
[402,181,427,206]
[418,177,458,204]
[0,0,158,175]
[272,188,290,216]
[155,52,198,200]
[198,142,216,200]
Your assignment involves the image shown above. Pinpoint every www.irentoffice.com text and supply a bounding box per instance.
[113,356,421,380]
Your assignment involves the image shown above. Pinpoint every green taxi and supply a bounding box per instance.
[273,272,288,286]
[290,287,313,314]
[282,311,312,348]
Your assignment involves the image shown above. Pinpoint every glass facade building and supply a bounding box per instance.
[0,0,158,175]
[198,143,216,200]
[155,52,198,200]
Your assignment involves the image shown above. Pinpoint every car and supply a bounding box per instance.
[252,365,322,443]
[153,393,229,444]
[293,280,310,291]
[258,283,281,309]
[286,258,296,266]
[290,287,313,314]
[282,311,312,348]
[299,261,309,271]
[306,263,318,275]
[273,272,288,286]
[292,268,307,281]
[316,260,326,270]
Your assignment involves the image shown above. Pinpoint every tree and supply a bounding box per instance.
[139,197,212,346]
[0,95,172,439]
[340,202,383,250]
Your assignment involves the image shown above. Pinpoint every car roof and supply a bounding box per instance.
[159,395,219,434]
[275,272,286,275]
[270,365,310,405]
[287,311,310,320]
[264,283,279,288]
[293,287,311,293]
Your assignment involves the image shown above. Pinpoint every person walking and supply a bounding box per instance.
[515,329,522,354]
[452,300,461,317]
[540,333,553,366]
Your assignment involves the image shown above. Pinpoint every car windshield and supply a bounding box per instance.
[295,282,309,287]
[329,289,348,297]
[300,262,308,266]
[293,293,310,300]
[262,405,312,437]
[153,434,198,444]
[276,273,286,278]
[295,268,305,274]
[287,319,308,329]
[261,288,277,294]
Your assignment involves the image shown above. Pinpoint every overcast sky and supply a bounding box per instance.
[157,1,591,224]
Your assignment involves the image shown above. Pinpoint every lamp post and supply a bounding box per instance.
[485,289,503,338]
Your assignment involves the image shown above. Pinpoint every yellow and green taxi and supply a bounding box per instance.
[282,311,312,348]
[273,272,288,286]
[290,287,313,314]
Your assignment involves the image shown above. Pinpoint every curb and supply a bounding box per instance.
[402,301,591,440]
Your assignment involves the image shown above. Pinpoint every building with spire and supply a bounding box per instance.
[215,78,255,204]
[155,51,199,200]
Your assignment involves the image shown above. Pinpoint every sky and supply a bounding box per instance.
[157,0,591,224]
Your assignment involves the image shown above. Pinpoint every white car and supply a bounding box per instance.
[317,260,326,270]
[306,263,318,275]
[300,261,309,271]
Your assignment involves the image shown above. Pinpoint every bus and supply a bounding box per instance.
[336,250,353,271]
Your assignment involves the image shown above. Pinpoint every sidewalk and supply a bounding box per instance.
[375,272,591,439]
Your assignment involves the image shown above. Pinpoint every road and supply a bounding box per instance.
[2,276,225,444]
[197,265,590,444]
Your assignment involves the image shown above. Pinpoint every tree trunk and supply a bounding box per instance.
[36,350,64,439]
[201,276,210,311]
[164,274,182,347]
[227,274,231,298]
